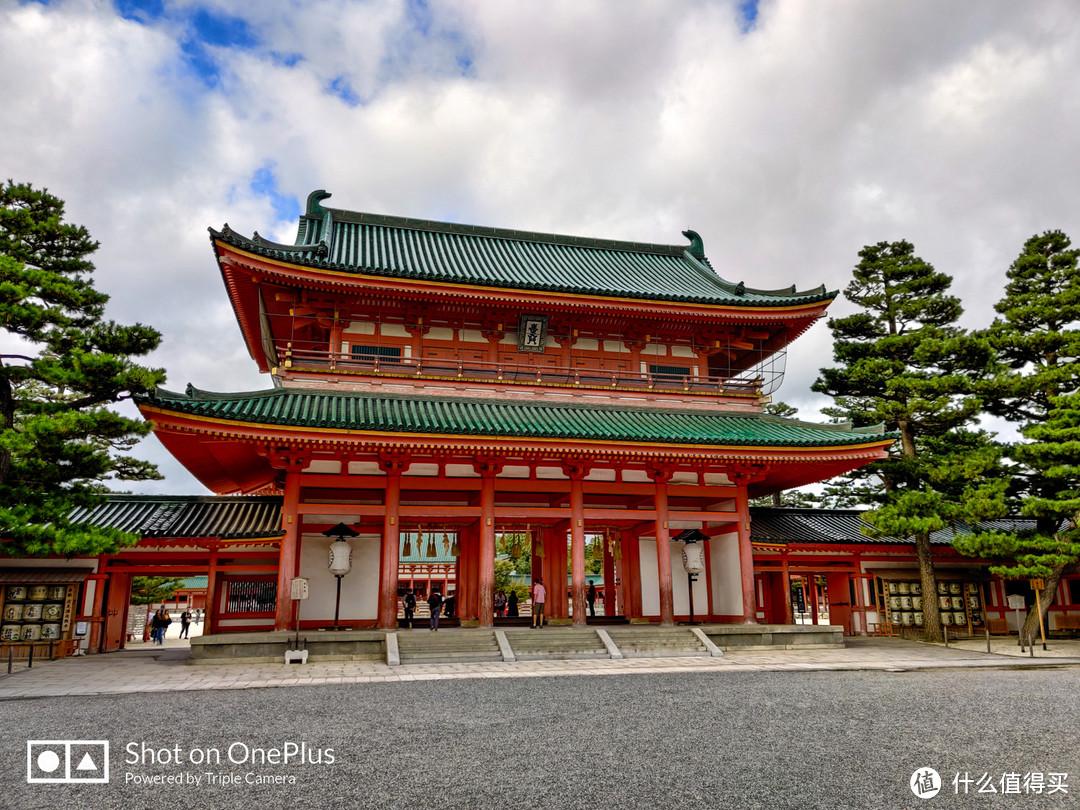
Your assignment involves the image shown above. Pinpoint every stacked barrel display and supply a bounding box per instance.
[883,580,983,630]
[1,585,71,642]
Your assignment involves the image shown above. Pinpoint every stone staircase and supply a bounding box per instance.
[604,626,709,658]
[395,629,502,665]
[503,627,608,661]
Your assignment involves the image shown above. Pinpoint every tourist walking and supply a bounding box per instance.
[150,608,170,644]
[402,589,416,629]
[179,609,192,639]
[531,578,546,628]
[508,590,519,617]
[587,584,597,618]
[494,590,506,618]
[427,590,444,631]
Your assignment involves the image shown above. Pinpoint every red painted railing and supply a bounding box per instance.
[279,347,770,397]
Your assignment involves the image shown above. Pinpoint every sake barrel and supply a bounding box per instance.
[911,583,922,595]
[968,596,980,610]
[900,596,913,610]
[914,612,924,625]
[888,582,899,594]
[938,596,952,610]
[890,596,902,611]
[937,582,949,595]
[912,596,923,610]
[2,604,23,622]
[22,603,43,620]
[951,596,964,610]
[28,585,48,601]
[42,603,63,621]
[6,586,27,601]
[941,612,953,626]
[954,611,968,626]
[898,582,910,595]
[901,612,914,626]
[40,624,60,639]
[22,624,41,641]
[47,585,67,600]
[949,582,962,595]
[0,624,21,641]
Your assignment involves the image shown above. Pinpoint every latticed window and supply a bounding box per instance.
[648,364,690,381]
[351,345,402,360]
[224,581,276,613]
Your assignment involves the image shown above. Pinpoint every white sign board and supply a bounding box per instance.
[290,577,310,600]
[1007,594,1026,610]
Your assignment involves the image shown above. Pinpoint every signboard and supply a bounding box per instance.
[1030,578,1045,591]
[290,577,309,601]
[1007,594,1026,610]
[517,314,549,353]
[126,604,149,640]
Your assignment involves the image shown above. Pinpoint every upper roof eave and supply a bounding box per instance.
[208,200,837,309]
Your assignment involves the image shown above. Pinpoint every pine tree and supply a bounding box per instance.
[0,181,166,556]
[813,240,997,641]
[955,231,1080,640]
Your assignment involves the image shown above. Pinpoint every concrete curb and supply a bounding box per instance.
[386,633,400,667]
[595,628,623,659]
[691,627,724,657]
[494,629,516,662]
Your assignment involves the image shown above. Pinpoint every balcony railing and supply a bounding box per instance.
[279,347,781,397]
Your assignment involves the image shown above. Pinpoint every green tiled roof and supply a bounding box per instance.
[750,508,1049,546]
[209,190,834,307]
[143,387,895,449]
[68,495,284,539]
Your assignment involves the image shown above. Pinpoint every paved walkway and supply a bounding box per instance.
[3,636,1079,700]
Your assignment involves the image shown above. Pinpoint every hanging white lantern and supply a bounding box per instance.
[681,542,705,574]
[328,539,353,575]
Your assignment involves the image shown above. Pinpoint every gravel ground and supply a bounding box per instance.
[2,667,1078,810]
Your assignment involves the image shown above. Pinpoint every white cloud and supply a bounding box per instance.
[3,0,1079,493]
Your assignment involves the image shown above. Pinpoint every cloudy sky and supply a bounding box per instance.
[3,0,1079,494]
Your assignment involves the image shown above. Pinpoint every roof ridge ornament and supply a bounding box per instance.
[306,189,331,216]
[682,229,706,259]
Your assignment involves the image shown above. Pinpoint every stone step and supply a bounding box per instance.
[505,629,607,660]
[399,650,504,664]
[396,631,503,665]
[604,628,706,657]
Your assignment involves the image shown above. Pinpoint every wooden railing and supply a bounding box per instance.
[280,347,771,397]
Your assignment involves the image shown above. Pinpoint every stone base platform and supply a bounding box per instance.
[190,624,842,665]
[190,630,384,665]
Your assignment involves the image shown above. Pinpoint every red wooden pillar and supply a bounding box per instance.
[621,529,642,619]
[205,545,220,635]
[275,469,302,631]
[378,457,406,630]
[566,464,588,626]
[781,552,793,624]
[462,524,478,621]
[84,570,107,653]
[476,458,502,627]
[602,535,615,617]
[733,480,758,623]
[651,469,675,626]
[103,571,130,652]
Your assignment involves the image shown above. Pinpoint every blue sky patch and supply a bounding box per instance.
[189,7,257,50]
[327,76,362,107]
[113,0,165,23]
[249,166,300,224]
[738,0,760,32]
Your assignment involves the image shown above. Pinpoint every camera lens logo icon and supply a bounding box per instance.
[27,741,109,783]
